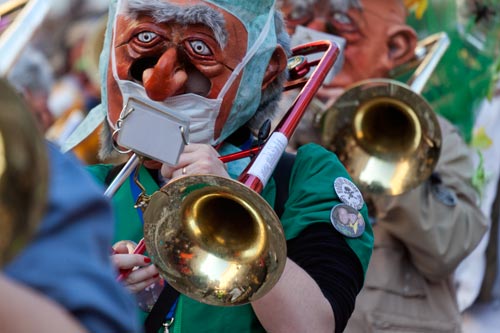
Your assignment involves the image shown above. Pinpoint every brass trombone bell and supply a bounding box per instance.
[0,78,48,267]
[321,79,441,196]
[320,33,449,196]
[143,175,287,306]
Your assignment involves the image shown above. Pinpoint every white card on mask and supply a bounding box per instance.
[291,26,346,84]
[117,97,190,166]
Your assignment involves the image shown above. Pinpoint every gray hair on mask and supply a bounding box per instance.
[281,0,362,12]
[127,0,228,48]
[99,118,118,161]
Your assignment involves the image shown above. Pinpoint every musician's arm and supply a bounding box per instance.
[0,274,87,333]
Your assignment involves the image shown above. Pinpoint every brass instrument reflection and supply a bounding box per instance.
[321,32,450,195]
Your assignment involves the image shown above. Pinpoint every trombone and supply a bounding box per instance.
[321,32,450,196]
[110,40,341,306]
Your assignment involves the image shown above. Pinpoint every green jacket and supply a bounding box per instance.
[88,143,373,332]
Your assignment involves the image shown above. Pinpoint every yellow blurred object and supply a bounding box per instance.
[404,0,428,19]
[46,110,102,165]
[45,78,101,165]
[472,127,493,150]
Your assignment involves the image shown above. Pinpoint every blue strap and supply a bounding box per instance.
[166,298,178,320]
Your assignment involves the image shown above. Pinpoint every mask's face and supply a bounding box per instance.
[281,0,406,91]
[107,0,248,140]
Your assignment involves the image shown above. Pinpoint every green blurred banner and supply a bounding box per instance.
[406,0,500,143]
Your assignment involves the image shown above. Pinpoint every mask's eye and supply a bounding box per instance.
[188,40,212,56]
[330,12,358,33]
[333,12,352,25]
[137,31,158,43]
[288,6,308,20]
[285,6,313,27]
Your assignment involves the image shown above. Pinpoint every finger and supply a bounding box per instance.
[160,163,176,180]
[160,145,205,179]
[180,144,219,164]
[180,145,224,175]
[126,264,159,285]
[111,254,153,270]
[164,144,227,180]
[125,266,161,292]
[128,275,162,294]
[112,243,130,255]
[113,240,137,254]
[162,162,191,179]
[161,144,206,179]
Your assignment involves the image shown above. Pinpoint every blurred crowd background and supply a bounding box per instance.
[1,0,110,165]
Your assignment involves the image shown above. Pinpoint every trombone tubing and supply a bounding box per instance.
[407,32,450,94]
[104,153,140,198]
[242,40,340,192]
[0,0,50,77]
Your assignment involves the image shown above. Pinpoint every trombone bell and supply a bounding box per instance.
[143,175,287,306]
[321,79,441,195]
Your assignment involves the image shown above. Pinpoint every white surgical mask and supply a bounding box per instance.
[111,0,274,145]
[109,78,221,145]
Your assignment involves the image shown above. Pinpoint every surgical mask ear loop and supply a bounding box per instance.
[111,103,134,154]
[216,0,276,101]
[110,0,132,155]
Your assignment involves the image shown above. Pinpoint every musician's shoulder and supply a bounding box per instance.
[295,143,345,168]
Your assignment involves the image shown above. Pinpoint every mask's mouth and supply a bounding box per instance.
[128,57,211,97]
[129,57,157,84]
[184,64,211,96]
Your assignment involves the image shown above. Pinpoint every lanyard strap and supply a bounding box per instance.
[129,172,180,332]
[144,279,180,333]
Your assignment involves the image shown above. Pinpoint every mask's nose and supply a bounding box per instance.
[142,47,188,101]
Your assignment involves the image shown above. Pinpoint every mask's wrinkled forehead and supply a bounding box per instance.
[204,0,276,51]
[123,0,228,48]
[282,0,362,12]
[206,0,275,22]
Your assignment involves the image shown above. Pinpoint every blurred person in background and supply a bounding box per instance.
[1,77,140,333]
[46,14,108,164]
[0,273,87,333]
[8,45,55,133]
[279,0,488,331]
